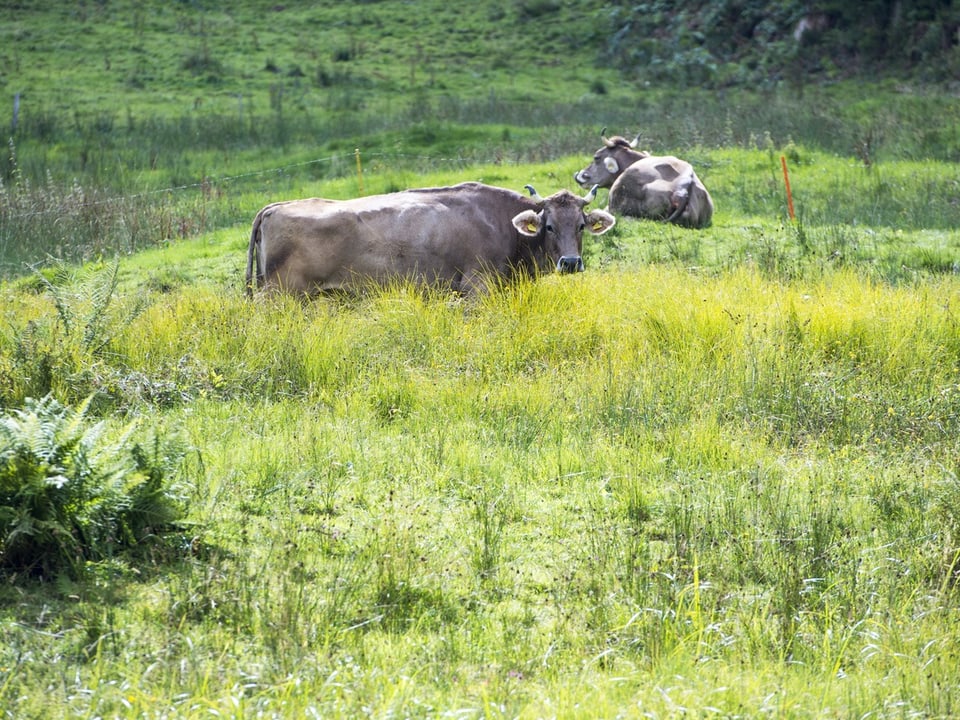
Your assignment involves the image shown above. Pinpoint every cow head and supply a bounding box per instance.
[511,185,615,274]
[574,131,650,190]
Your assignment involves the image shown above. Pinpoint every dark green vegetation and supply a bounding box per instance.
[1,1,960,717]
[605,0,960,87]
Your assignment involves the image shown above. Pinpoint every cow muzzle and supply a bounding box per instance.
[557,255,585,274]
[574,170,591,186]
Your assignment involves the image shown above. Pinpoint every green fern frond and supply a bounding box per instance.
[82,259,120,352]
[0,395,190,577]
[33,267,74,338]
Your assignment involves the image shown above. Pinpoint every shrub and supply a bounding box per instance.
[516,0,561,20]
[181,49,224,78]
[0,395,191,578]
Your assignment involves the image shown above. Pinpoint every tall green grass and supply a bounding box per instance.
[2,259,958,716]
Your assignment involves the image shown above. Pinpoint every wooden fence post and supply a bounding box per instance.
[355,148,364,196]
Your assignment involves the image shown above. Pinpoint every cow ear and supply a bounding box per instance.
[584,209,616,235]
[603,157,620,174]
[512,210,541,237]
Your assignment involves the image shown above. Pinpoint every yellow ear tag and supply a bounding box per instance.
[526,221,538,233]
[592,220,606,231]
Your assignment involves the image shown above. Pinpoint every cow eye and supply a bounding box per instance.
[578,222,585,232]
[545,223,555,233]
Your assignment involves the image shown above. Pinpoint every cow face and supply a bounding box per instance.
[574,135,649,190]
[512,186,615,274]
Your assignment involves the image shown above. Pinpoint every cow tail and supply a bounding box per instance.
[246,209,265,297]
[666,174,695,225]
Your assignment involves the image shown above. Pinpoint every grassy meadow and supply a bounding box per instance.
[3,1,960,718]
[2,149,959,718]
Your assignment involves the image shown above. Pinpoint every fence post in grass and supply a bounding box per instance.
[781,155,796,221]
[355,147,365,196]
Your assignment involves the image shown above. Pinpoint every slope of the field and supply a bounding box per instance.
[2,1,623,121]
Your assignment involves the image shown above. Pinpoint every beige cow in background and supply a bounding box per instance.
[574,133,714,229]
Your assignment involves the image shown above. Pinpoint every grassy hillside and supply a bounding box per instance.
[1,0,621,187]
[2,1,960,718]
[3,1,959,278]
[3,0,613,115]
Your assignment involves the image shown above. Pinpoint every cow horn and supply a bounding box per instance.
[524,184,543,200]
[600,126,611,145]
[583,184,599,204]
[629,133,641,148]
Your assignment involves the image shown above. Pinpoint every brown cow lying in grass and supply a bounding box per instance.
[574,133,714,228]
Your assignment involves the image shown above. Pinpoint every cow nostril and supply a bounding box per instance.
[557,256,584,274]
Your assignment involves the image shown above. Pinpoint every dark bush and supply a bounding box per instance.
[181,49,224,77]
[516,0,561,20]
[602,0,960,87]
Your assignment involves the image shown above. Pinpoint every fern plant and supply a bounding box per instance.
[0,395,190,578]
[2,258,150,408]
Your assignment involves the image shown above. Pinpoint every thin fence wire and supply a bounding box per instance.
[0,148,530,276]
[0,150,485,222]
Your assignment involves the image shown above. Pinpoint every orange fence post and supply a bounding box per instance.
[780,155,795,221]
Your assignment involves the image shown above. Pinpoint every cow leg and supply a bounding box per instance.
[458,268,491,296]
[666,176,693,224]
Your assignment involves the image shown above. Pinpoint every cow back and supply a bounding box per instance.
[251,183,541,295]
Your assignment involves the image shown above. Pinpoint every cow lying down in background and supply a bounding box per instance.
[574,133,714,229]
[246,181,615,297]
